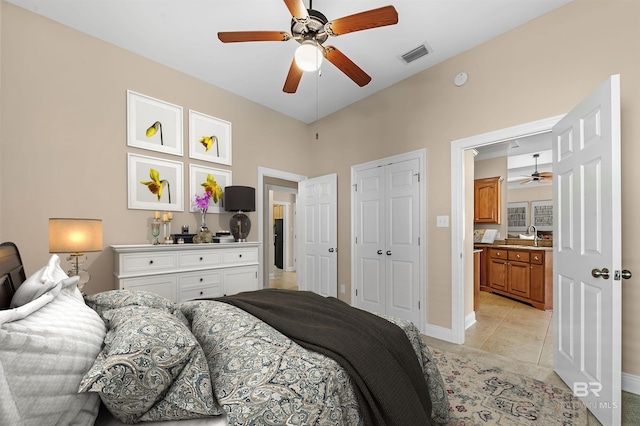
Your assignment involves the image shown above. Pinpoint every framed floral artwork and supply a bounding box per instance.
[128,153,184,211]
[127,90,183,156]
[188,110,232,165]
[189,164,232,214]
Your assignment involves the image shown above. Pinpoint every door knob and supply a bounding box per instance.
[377,250,383,255]
[386,250,392,256]
[591,268,610,280]
[615,270,632,280]
[328,248,334,253]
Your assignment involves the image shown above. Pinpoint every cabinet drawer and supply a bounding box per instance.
[119,252,178,275]
[180,283,222,302]
[223,248,258,265]
[508,250,530,262]
[488,249,507,260]
[530,252,544,265]
[179,271,222,302]
[179,250,222,268]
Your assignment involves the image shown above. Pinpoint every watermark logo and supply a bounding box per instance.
[573,381,602,397]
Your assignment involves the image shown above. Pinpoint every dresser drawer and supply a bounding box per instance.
[508,250,530,262]
[179,271,223,301]
[223,247,259,265]
[179,250,222,268]
[530,252,544,265]
[488,249,507,260]
[119,252,178,275]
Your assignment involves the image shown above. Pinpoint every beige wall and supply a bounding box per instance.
[309,0,640,375]
[0,3,309,291]
[2,0,640,377]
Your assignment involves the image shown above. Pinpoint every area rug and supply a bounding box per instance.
[430,347,588,425]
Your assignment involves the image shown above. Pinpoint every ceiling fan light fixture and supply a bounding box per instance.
[295,41,323,72]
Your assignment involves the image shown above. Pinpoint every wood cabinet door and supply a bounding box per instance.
[507,261,530,298]
[488,258,507,291]
[474,177,501,224]
[529,263,545,303]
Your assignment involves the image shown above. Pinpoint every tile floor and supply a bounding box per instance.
[466,290,554,368]
[269,268,298,291]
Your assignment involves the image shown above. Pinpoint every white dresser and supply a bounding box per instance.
[111,243,260,303]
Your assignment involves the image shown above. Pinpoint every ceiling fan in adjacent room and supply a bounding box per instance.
[217,0,398,93]
[520,153,553,184]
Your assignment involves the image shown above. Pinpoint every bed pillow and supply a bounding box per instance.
[9,254,69,308]
[0,276,106,425]
[79,305,222,424]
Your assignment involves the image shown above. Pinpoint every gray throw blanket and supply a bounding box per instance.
[216,289,435,426]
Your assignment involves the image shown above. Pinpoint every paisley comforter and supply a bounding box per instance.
[180,295,450,425]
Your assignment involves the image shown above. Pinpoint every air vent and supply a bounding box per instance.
[401,44,429,63]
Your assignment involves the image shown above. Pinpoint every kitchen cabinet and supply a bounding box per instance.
[474,176,502,224]
[487,247,552,310]
[111,243,260,303]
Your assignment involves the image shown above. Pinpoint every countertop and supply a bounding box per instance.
[474,243,552,251]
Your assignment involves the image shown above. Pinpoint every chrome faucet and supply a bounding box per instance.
[528,225,539,247]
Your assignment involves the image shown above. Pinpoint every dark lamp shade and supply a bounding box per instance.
[49,218,103,253]
[224,186,255,212]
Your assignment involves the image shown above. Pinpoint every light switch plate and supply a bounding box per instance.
[437,215,449,227]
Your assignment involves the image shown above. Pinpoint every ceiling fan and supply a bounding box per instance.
[520,153,553,184]
[217,0,398,94]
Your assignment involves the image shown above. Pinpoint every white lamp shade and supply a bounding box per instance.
[49,218,103,254]
[295,42,323,72]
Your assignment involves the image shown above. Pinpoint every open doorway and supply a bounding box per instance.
[450,115,564,347]
[257,167,306,291]
[269,188,298,291]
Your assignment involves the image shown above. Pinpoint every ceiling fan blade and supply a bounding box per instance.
[218,31,292,43]
[284,0,309,20]
[538,172,553,178]
[327,5,398,36]
[283,58,303,93]
[520,178,534,185]
[324,46,372,87]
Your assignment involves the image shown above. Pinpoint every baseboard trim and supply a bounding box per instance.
[622,372,640,395]
[465,312,477,330]
[423,323,455,342]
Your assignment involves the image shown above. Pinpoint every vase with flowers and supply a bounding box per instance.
[194,191,211,232]
[193,174,224,233]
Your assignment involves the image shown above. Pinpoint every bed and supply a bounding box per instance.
[0,242,450,425]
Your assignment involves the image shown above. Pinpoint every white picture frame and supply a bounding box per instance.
[189,164,232,214]
[127,90,183,156]
[188,110,232,165]
[531,200,553,231]
[128,153,184,211]
[507,201,529,232]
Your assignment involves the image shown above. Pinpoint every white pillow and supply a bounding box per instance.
[10,255,69,308]
[0,277,106,425]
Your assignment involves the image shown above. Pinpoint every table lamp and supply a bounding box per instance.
[49,218,103,291]
[224,186,255,242]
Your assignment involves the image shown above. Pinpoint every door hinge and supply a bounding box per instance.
[353,183,358,192]
[418,237,420,246]
[355,289,358,296]
[418,301,421,310]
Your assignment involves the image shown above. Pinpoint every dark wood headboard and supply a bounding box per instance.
[0,242,27,310]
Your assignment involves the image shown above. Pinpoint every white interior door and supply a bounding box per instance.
[354,166,386,314]
[553,75,622,425]
[385,159,421,325]
[298,173,337,297]
[354,158,421,326]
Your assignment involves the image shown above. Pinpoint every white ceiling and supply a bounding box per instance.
[474,132,553,189]
[7,0,573,123]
